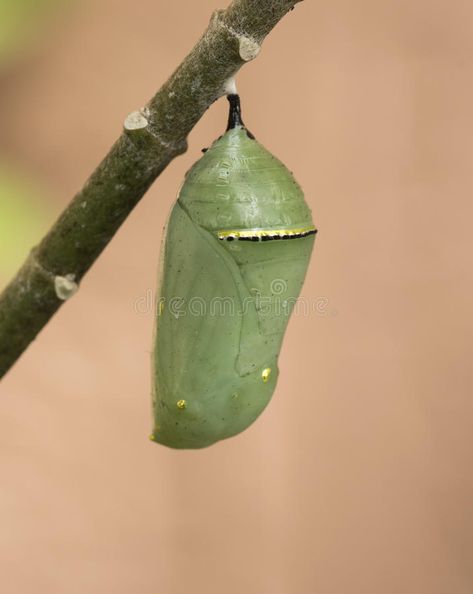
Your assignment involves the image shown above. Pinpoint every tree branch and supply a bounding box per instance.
[0,0,303,380]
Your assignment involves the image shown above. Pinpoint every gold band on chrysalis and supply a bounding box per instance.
[217,226,317,242]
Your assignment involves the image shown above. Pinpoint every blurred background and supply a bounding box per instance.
[1,0,472,592]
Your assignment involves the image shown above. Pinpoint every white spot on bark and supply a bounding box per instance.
[55,274,79,301]
[239,36,261,61]
[191,79,202,92]
[124,110,149,131]
[224,77,237,95]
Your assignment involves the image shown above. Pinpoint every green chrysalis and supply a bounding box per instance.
[151,93,316,449]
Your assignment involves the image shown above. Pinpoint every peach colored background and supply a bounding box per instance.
[1,1,472,593]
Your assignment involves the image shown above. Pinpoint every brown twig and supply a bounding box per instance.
[0,0,303,379]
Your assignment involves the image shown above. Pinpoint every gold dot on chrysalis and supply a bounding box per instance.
[149,434,156,442]
[262,368,271,383]
[159,301,165,316]
[176,399,187,410]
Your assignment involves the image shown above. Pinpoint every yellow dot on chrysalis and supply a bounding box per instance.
[262,368,271,383]
[176,399,187,410]
[159,301,165,316]
[149,434,156,442]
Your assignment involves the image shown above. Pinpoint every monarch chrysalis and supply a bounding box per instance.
[151,92,316,449]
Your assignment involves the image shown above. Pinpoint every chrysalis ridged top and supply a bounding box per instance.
[151,94,316,449]
[179,125,315,240]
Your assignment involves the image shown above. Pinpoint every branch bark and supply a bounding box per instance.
[0,0,303,379]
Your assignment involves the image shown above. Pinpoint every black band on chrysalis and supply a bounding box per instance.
[226,94,255,139]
